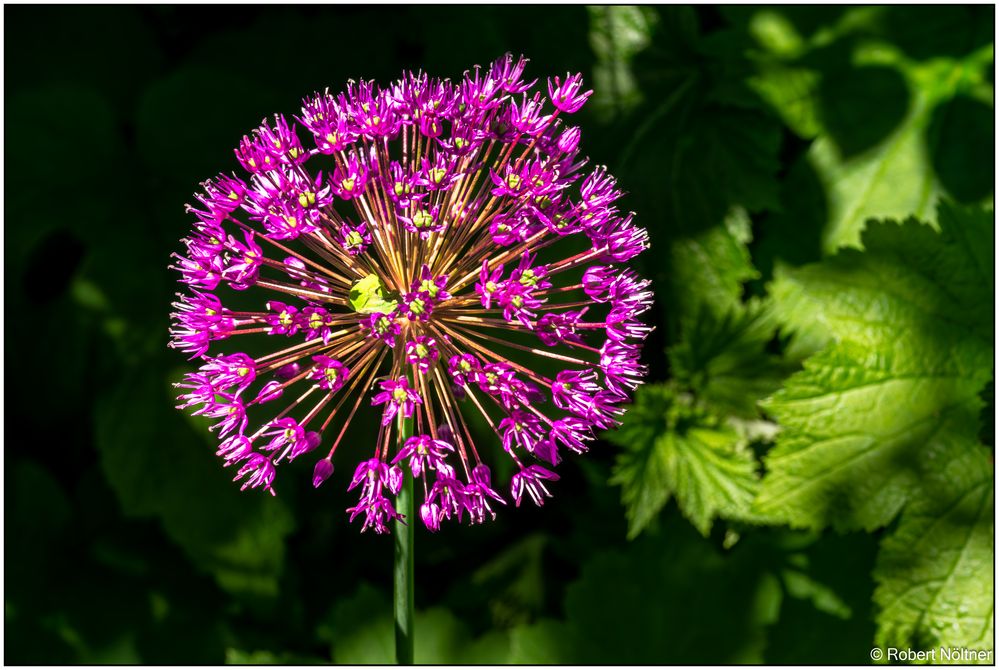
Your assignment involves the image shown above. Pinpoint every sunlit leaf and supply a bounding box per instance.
[610,385,762,538]
[873,443,994,655]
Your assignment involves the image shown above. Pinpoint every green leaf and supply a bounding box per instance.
[609,385,762,538]
[758,204,993,531]
[348,273,399,315]
[319,583,511,664]
[471,534,547,627]
[670,298,797,419]
[95,366,295,598]
[507,620,578,664]
[740,9,822,137]
[587,6,659,119]
[739,6,994,253]
[561,524,783,663]
[596,10,782,238]
[764,532,880,664]
[667,207,759,325]
[873,443,994,654]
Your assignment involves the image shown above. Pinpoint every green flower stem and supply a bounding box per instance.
[394,414,415,665]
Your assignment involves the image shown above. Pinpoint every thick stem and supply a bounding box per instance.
[394,414,415,665]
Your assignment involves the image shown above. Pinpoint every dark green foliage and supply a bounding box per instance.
[5,5,993,664]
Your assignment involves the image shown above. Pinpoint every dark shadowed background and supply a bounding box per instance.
[5,5,993,664]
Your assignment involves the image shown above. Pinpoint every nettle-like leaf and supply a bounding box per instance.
[758,203,993,529]
[609,385,761,538]
[611,201,794,538]
[589,7,782,241]
[737,6,994,254]
[670,298,796,420]
[758,201,994,652]
[667,206,759,325]
[873,443,994,654]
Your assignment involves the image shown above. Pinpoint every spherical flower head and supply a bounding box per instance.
[169,52,651,533]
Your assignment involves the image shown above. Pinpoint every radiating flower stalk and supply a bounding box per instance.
[170,53,650,661]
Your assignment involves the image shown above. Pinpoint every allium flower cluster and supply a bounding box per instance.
[170,54,651,534]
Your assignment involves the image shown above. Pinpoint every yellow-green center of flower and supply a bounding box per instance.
[393,387,409,403]
[419,279,440,297]
[340,231,361,251]
[413,210,434,229]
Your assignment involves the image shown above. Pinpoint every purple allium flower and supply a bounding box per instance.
[169,54,651,534]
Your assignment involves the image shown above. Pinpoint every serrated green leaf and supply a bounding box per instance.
[873,443,994,655]
[758,206,993,531]
[597,11,782,238]
[610,385,762,537]
[667,207,759,325]
[670,298,797,418]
